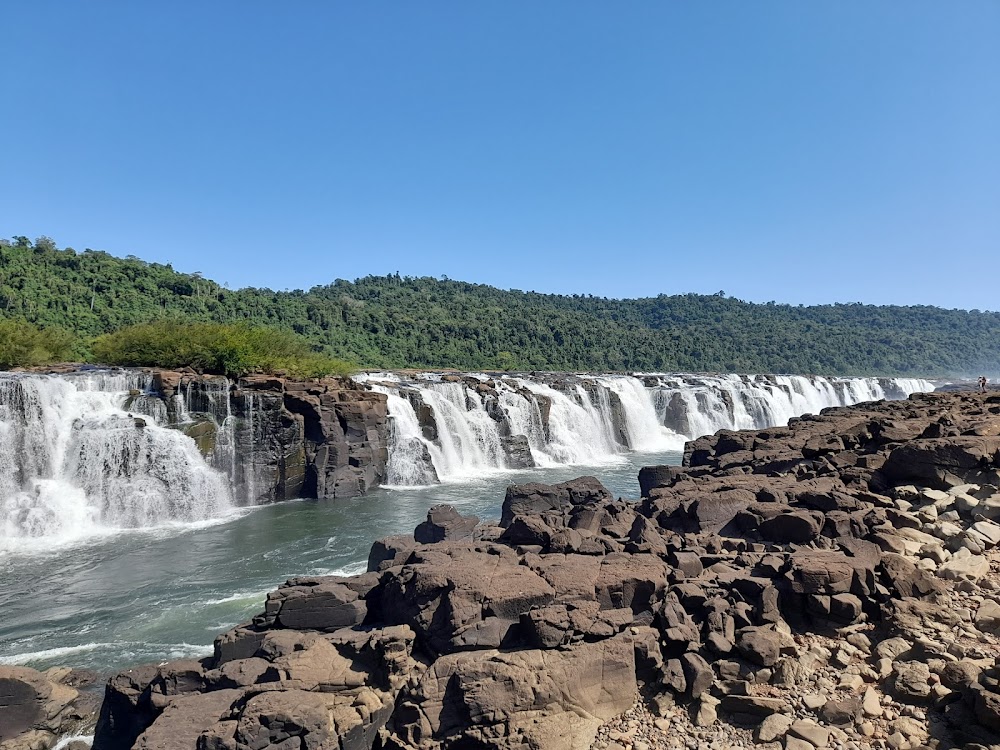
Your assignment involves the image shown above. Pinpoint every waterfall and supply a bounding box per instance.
[420,383,507,478]
[0,372,233,551]
[595,376,686,452]
[517,379,621,465]
[173,377,264,503]
[243,391,257,503]
[380,393,441,486]
[497,384,551,466]
[648,374,934,436]
[364,372,935,487]
[371,383,507,484]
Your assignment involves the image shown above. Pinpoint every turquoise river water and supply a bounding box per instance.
[0,450,681,675]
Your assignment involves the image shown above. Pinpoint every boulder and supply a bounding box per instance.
[735,627,787,667]
[975,599,1000,633]
[758,510,823,543]
[880,553,944,598]
[500,435,535,469]
[892,661,932,703]
[367,534,417,572]
[372,545,556,655]
[0,667,47,743]
[385,635,637,750]
[233,688,392,750]
[687,489,756,534]
[638,465,682,497]
[0,667,99,749]
[939,660,981,691]
[269,579,367,631]
[938,551,990,581]
[413,504,479,544]
[821,696,861,725]
[882,437,1000,487]
[500,477,613,526]
[132,690,241,750]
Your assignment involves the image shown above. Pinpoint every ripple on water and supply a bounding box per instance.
[0,450,682,673]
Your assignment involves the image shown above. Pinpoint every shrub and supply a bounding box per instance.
[0,319,76,369]
[91,322,354,379]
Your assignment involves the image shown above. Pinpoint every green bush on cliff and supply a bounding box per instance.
[92,322,354,379]
[0,319,75,369]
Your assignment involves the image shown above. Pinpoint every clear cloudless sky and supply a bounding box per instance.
[2,2,998,309]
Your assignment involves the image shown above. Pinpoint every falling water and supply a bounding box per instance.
[518,379,621,465]
[366,372,934,486]
[243,391,258,503]
[595,376,684,452]
[381,393,441,486]
[0,372,233,551]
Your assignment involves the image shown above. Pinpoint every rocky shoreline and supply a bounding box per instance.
[4,389,1000,749]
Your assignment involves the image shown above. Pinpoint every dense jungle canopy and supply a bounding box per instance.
[0,235,994,376]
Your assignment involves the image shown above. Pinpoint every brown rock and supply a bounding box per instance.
[414,504,479,544]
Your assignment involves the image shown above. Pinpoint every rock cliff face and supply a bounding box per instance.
[146,372,389,502]
[18,390,1000,749]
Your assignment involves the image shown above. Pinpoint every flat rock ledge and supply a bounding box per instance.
[11,390,1000,750]
[0,666,100,750]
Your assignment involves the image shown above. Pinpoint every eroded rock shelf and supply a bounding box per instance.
[5,389,1000,750]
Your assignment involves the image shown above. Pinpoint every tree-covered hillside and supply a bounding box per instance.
[1,235,995,376]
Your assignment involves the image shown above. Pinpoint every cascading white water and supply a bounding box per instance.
[649,374,934,436]
[176,377,237,479]
[243,391,258,503]
[379,393,442,486]
[518,379,621,465]
[496,383,551,465]
[367,372,935,486]
[595,376,686,452]
[173,377,265,503]
[375,382,508,483]
[422,382,507,478]
[0,373,233,551]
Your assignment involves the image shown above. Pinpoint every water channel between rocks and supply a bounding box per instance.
[0,450,681,675]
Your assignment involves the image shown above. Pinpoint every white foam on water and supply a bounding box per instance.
[162,642,214,661]
[0,642,106,665]
[0,504,257,558]
[199,588,273,607]
[53,735,93,750]
[312,561,369,577]
[0,639,212,671]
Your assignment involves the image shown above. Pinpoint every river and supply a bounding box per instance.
[0,369,934,676]
[0,449,680,675]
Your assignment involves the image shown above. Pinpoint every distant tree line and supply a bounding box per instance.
[0,235,997,377]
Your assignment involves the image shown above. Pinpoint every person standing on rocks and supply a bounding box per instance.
[979,376,988,393]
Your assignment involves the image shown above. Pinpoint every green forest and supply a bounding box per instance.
[0,235,995,376]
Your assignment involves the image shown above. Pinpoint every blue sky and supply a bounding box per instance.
[2,2,998,309]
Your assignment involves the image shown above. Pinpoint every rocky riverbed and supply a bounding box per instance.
[4,389,1000,750]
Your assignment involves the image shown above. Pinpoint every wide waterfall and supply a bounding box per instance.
[362,372,935,486]
[0,369,937,546]
[0,372,233,551]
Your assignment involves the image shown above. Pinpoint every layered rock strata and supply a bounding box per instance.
[147,372,389,501]
[59,391,1000,748]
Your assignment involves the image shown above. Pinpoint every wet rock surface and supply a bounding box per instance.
[65,390,1000,749]
[149,371,390,502]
